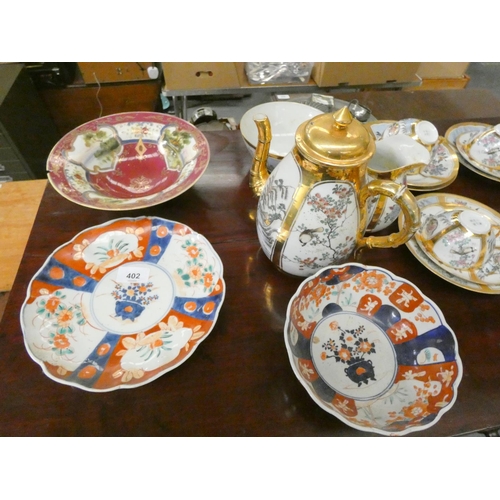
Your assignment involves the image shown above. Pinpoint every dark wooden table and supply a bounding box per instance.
[2,89,500,436]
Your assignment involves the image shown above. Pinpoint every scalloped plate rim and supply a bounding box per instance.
[284,262,463,436]
[20,216,226,392]
[46,111,211,211]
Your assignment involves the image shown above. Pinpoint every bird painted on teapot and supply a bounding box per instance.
[249,107,420,277]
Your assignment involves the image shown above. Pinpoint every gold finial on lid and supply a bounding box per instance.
[295,107,375,167]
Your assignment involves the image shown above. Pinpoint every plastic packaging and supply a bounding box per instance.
[245,62,314,85]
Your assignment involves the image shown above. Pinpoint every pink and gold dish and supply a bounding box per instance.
[284,263,462,436]
[47,112,210,210]
[20,217,225,392]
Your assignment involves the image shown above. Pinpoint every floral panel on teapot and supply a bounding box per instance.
[257,159,359,277]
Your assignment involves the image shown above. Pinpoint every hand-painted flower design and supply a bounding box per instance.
[35,289,86,358]
[176,238,217,293]
[352,270,395,296]
[36,290,86,333]
[203,272,214,289]
[437,366,455,387]
[130,327,173,361]
[299,360,316,380]
[425,142,451,177]
[293,186,356,271]
[403,399,428,419]
[37,289,65,318]
[73,229,144,275]
[130,124,150,136]
[321,323,377,387]
[183,324,206,352]
[117,316,187,370]
[111,281,159,321]
[186,245,200,258]
[49,333,73,356]
[55,306,76,329]
[188,264,203,280]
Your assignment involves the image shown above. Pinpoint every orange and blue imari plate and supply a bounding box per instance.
[284,263,462,436]
[21,217,225,391]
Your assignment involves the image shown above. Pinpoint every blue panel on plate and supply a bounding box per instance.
[322,265,365,285]
[372,305,401,330]
[321,302,343,318]
[311,376,337,402]
[143,218,176,263]
[172,292,225,321]
[35,257,98,293]
[394,325,457,365]
[65,331,122,388]
[286,325,312,360]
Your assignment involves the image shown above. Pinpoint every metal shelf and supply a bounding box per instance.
[163,80,420,119]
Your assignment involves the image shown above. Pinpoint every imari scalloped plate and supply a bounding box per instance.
[284,263,462,436]
[47,112,210,210]
[20,217,225,392]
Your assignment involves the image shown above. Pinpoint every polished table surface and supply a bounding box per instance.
[2,89,500,437]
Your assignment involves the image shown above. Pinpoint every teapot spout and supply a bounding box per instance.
[249,114,272,197]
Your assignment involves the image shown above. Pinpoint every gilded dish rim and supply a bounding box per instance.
[445,122,500,183]
[456,132,500,180]
[46,111,211,211]
[400,193,500,294]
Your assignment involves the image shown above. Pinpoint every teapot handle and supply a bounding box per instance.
[359,179,420,249]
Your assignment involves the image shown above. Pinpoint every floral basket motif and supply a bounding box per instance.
[284,263,462,436]
[21,217,225,392]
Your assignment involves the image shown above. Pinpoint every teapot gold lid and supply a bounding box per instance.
[295,106,375,167]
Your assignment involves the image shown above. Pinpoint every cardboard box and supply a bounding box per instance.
[408,74,470,91]
[161,62,241,90]
[416,62,469,79]
[234,62,248,86]
[78,63,155,84]
[312,62,420,87]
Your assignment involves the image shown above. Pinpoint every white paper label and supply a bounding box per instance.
[117,266,150,283]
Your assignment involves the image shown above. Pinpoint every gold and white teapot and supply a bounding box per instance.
[249,106,420,277]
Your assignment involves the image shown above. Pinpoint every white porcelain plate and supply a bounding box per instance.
[466,124,500,168]
[20,217,225,391]
[369,120,459,191]
[456,132,500,180]
[401,193,500,294]
[284,263,462,436]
